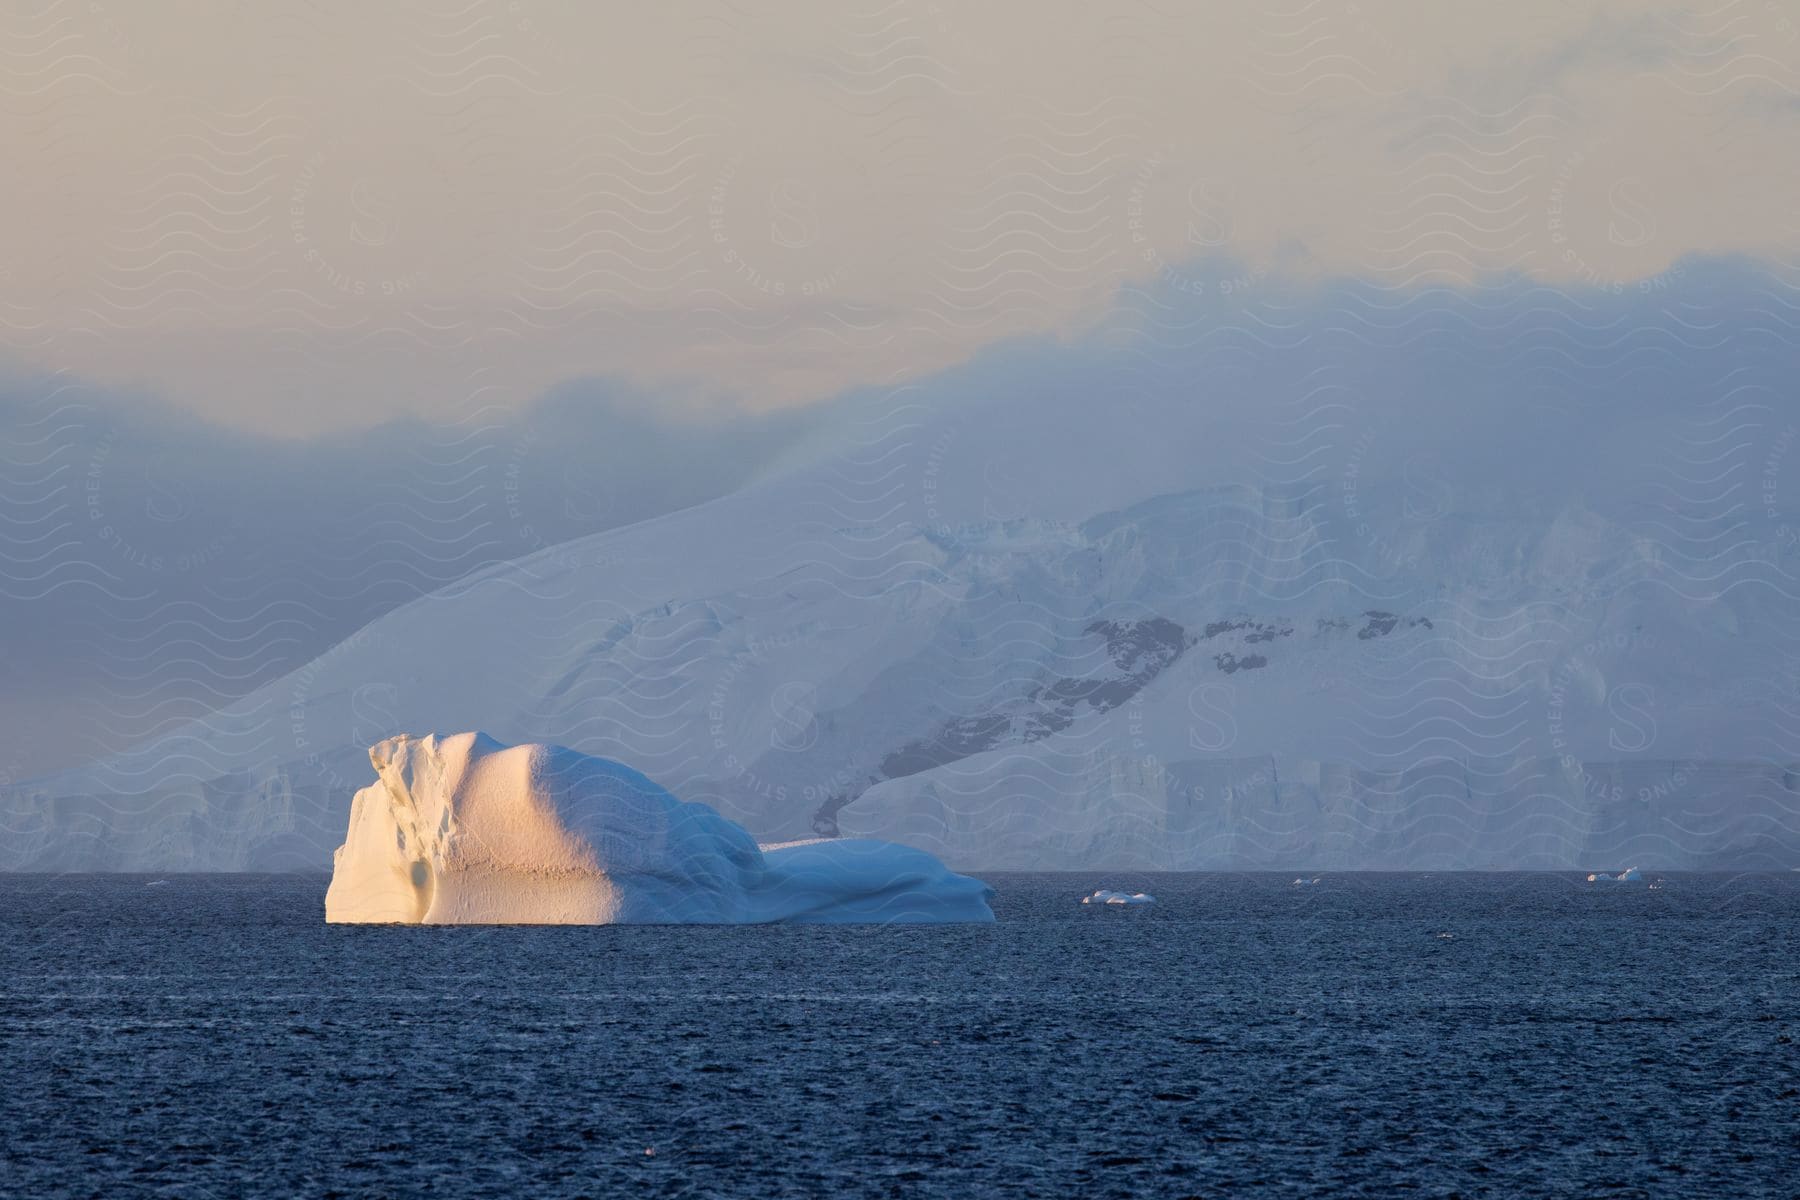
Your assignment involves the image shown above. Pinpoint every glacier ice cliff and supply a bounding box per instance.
[324,732,994,925]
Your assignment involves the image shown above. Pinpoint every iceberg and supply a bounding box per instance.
[323,733,994,925]
[1081,889,1154,906]
[1585,867,1645,884]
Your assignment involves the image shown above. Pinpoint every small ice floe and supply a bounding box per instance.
[1586,867,1644,884]
[1435,931,1456,939]
[1082,889,1155,906]
[1292,876,1321,887]
[145,880,169,887]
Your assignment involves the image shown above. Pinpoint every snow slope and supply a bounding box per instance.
[8,277,1800,870]
[324,732,993,924]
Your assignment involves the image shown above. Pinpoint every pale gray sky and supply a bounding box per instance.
[4,0,1798,432]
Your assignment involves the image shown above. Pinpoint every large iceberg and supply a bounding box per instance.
[324,732,994,924]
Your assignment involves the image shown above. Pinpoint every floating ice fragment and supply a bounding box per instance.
[1082,889,1154,905]
[1585,867,1644,884]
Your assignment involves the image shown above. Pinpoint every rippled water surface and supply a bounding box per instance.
[3,872,1798,1197]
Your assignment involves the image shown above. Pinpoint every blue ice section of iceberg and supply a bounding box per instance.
[758,839,997,923]
[323,732,993,925]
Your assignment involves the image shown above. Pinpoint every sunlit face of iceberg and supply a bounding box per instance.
[324,732,993,925]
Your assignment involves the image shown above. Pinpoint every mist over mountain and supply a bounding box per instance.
[0,378,822,779]
[8,258,1800,870]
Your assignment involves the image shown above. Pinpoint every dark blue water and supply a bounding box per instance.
[2,873,1797,1198]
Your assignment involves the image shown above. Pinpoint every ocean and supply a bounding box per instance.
[2,872,1796,1197]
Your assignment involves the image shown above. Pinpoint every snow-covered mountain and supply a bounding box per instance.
[9,280,1800,870]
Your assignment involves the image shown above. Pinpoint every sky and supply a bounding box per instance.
[2,0,1800,779]
[3,0,1798,433]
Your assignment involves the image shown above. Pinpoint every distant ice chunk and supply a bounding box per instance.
[1586,867,1644,883]
[1082,889,1154,905]
[324,733,993,925]
[1292,876,1321,887]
